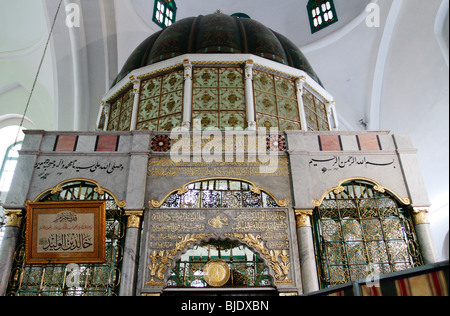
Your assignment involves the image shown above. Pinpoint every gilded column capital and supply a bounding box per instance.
[245,59,254,78]
[411,208,430,225]
[4,210,23,228]
[125,210,144,229]
[294,209,313,228]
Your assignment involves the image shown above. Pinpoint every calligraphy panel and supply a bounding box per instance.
[142,208,294,289]
[26,201,106,264]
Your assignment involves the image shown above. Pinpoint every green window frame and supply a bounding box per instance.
[307,0,338,33]
[153,0,177,29]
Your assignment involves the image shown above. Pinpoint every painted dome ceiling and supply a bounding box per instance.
[112,13,322,86]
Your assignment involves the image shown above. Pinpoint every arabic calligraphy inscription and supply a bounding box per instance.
[309,156,396,174]
[26,201,106,264]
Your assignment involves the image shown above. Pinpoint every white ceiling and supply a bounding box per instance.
[0,0,448,259]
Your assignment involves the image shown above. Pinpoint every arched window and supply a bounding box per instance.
[168,240,273,288]
[154,178,288,209]
[0,142,22,192]
[6,180,125,296]
[312,179,422,288]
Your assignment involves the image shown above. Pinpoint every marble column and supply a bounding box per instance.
[182,59,193,130]
[130,76,141,131]
[119,210,143,296]
[294,209,320,294]
[245,59,256,131]
[295,77,308,131]
[411,208,438,264]
[0,210,22,296]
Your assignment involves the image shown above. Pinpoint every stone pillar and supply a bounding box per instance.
[294,209,319,294]
[326,101,334,131]
[119,210,143,296]
[295,77,308,131]
[411,208,438,264]
[182,59,193,130]
[119,132,149,295]
[245,59,256,131]
[101,102,111,131]
[130,76,141,131]
[330,101,339,130]
[0,210,22,296]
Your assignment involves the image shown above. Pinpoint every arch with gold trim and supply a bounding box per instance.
[31,178,126,208]
[150,177,289,208]
[312,177,411,208]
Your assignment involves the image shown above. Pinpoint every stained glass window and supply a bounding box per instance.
[253,70,302,131]
[137,69,184,131]
[107,88,134,131]
[307,0,338,33]
[161,179,279,209]
[153,0,177,29]
[302,89,330,131]
[312,180,422,288]
[192,67,246,130]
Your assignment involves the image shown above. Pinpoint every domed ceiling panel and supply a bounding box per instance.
[193,14,243,53]
[147,17,196,64]
[112,13,322,86]
[239,17,288,65]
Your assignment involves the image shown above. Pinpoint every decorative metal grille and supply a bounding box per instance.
[167,241,273,288]
[312,180,422,288]
[161,179,279,209]
[6,181,125,296]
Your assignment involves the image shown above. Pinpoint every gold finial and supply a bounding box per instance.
[215,9,222,14]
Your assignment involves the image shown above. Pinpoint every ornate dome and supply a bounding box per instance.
[112,13,322,86]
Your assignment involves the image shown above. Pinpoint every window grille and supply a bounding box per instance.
[168,241,273,288]
[312,180,422,288]
[6,180,125,296]
[160,179,280,209]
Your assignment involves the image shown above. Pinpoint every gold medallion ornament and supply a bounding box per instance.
[203,259,230,287]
